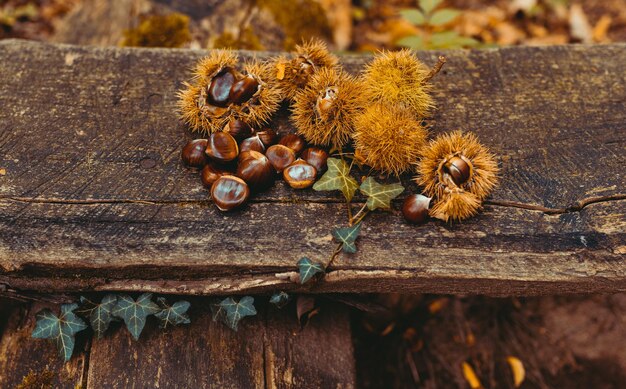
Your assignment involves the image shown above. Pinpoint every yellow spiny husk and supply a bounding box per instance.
[292,67,365,149]
[430,188,482,222]
[177,52,282,133]
[271,39,339,101]
[353,104,428,176]
[416,130,499,200]
[362,49,434,119]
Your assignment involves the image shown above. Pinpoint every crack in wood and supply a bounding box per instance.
[2,194,625,215]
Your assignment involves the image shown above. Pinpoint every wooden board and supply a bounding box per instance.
[0,39,625,296]
[0,299,355,388]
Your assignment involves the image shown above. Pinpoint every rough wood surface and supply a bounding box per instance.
[0,299,355,388]
[0,39,624,297]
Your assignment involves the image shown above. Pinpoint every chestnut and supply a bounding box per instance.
[207,68,235,107]
[224,119,253,142]
[266,144,296,173]
[257,129,278,147]
[300,147,328,175]
[239,135,266,153]
[211,175,250,211]
[283,159,317,189]
[230,75,259,104]
[236,150,275,191]
[402,194,431,224]
[205,132,239,163]
[200,163,229,188]
[444,156,471,186]
[278,134,306,154]
[181,139,208,168]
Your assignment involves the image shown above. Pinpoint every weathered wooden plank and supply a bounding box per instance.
[0,40,625,296]
[86,302,355,388]
[0,302,88,388]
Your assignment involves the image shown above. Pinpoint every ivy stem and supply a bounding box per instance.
[352,209,370,226]
[350,203,368,225]
[326,242,343,270]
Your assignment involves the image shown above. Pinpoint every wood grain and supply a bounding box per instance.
[0,40,624,296]
[85,301,354,389]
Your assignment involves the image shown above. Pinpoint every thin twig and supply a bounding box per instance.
[350,203,369,226]
[326,243,344,270]
[422,55,447,84]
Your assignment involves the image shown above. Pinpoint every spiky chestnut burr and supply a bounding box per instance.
[270,39,339,101]
[177,51,281,133]
[416,131,499,221]
[362,50,444,120]
[292,67,365,150]
[353,104,428,176]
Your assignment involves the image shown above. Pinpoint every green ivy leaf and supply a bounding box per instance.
[429,9,461,25]
[297,257,325,284]
[77,294,117,338]
[399,9,425,25]
[313,158,359,202]
[419,0,443,15]
[154,298,191,329]
[112,293,160,340]
[359,177,404,211]
[332,223,362,253]
[219,296,257,331]
[32,303,87,361]
[430,31,480,49]
[269,292,290,308]
[396,35,426,50]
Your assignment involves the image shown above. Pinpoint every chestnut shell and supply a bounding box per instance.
[211,175,250,211]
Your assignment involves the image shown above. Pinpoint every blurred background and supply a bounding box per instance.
[1,0,625,50]
[2,1,625,388]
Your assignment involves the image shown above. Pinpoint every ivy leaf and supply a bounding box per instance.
[429,9,461,26]
[218,296,257,331]
[112,293,160,340]
[269,291,290,309]
[332,223,362,253]
[32,303,88,361]
[297,257,325,284]
[359,177,404,211]
[154,298,191,329]
[419,0,443,15]
[313,158,359,202]
[396,35,426,50]
[77,294,117,338]
[399,9,425,26]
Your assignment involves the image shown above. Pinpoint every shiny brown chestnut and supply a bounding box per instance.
[236,151,275,191]
[207,68,235,107]
[402,194,431,224]
[211,175,250,211]
[239,135,266,153]
[278,134,306,154]
[230,75,259,104]
[266,144,296,173]
[300,147,328,174]
[181,139,208,168]
[205,132,239,163]
[224,119,253,142]
[283,159,317,189]
[444,156,471,186]
[200,163,229,188]
[257,129,278,147]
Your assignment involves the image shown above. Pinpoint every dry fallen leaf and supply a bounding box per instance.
[428,297,448,314]
[506,356,526,387]
[462,361,482,389]
[569,4,593,44]
[0,168,6,176]
[592,15,612,43]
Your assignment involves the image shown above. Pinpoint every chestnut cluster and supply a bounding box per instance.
[181,120,328,211]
